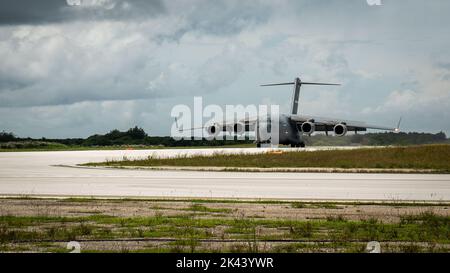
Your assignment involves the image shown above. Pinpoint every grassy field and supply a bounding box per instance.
[0,197,448,253]
[86,144,450,172]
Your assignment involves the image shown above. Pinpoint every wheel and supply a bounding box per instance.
[290,143,296,148]
[299,142,306,148]
[256,143,261,148]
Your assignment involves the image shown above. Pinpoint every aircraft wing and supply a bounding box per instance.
[289,114,400,132]
[175,116,258,133]
[214,116,258,132]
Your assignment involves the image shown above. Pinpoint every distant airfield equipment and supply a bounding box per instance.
[178,76,400,147]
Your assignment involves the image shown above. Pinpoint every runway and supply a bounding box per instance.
[0,148,449,201]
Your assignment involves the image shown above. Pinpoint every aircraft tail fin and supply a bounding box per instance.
[260,77,340,115]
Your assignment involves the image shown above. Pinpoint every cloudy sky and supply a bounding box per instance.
[0,0,449,138]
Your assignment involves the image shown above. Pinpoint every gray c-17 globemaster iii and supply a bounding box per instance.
[183,76,401,147]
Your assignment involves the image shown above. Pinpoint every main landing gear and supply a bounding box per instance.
[290,142,305,148]
[256,142,305,148]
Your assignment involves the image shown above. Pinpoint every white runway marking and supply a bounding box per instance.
[0,148,449,201]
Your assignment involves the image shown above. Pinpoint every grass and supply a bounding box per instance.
[186,203,233,214]
[4,196,449,207]
[291,202,341,209]
[85,144,450,172]
[0,198,449,253]
[2,212,448,244]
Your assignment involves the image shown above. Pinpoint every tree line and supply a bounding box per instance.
[0,127,252,147]
[0,127,448,147]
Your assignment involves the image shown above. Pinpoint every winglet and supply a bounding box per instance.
[394,117,402,133]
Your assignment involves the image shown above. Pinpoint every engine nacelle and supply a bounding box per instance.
[301,122,315,135]
[207,124,220,136]
[333,123,347,137]
[232,122,245,135]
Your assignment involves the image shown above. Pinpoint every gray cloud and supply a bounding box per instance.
[0,0,166,25]
[1,0,450,137]
[0,26,245,107]
[156,1,271,41]
[0,0,272,107]
[0,0,270,40]
[436,62,450,71]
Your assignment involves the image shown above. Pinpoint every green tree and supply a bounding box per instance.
[0,131,16,142]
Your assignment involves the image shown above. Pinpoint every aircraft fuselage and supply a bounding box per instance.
[257,114,305,147]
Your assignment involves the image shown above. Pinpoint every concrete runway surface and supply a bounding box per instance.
[0,148,449,201]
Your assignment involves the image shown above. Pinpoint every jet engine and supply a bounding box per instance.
[207,124,220,137]
[333,123,347,137]
[232,122,245,135]
[301,122,315,135]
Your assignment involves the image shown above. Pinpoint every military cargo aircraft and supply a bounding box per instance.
[183,76,400,147]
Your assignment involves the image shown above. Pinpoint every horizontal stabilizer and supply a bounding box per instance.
[298,82,340,86]
[260,82,295,86]
[261,81,340,87]
[261,76,340,115]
